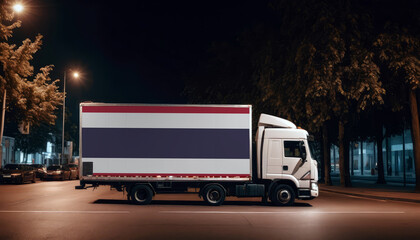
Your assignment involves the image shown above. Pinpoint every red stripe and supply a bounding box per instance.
[82,105,250,114]
[92,173,250,178]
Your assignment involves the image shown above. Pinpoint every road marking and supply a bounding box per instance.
[160,211,405,214]
[0,210,130,214]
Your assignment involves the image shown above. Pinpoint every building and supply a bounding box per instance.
[1,135,61,167]
[1,136,15,167]
[330,128,415,183]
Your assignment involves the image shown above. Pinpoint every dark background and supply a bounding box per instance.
[12,0,268,121]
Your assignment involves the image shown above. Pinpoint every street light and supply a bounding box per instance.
[12,3,24,13]
[61,70,79,165]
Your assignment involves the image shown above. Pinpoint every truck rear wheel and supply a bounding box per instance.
[203,184,225,206]
[271,184,295,206]
[130,185,153,205]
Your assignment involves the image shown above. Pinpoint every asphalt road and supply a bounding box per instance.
[0,180,419,240]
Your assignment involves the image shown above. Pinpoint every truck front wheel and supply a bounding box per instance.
[203,184,225,206]
[130,185,153,205]
[271,184,295,206]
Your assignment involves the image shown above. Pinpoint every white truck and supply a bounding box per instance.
[76,103,318,206]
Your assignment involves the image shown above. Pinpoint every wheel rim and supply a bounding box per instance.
[207,189,221,204]
[134,189,148,202]
[277,189,291,204]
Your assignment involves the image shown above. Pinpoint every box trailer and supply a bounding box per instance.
[77,103,319,206]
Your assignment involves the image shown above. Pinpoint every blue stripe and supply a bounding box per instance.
[82,128,250,159]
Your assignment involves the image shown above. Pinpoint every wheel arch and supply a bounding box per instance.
[127,183,156,196]
[267,179,298,200]
[199,183,227,198]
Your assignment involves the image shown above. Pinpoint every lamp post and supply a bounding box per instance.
[61,70,79,165]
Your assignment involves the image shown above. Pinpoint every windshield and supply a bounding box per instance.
[47,166,61,171]
[4,164,22,170]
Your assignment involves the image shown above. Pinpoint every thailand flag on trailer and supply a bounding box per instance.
[80,104,252,178]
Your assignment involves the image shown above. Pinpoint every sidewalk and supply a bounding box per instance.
[319,178,420,203]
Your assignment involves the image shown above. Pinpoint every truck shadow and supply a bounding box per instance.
[93,199,312,207]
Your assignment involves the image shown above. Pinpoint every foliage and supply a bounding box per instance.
[264,0,385,131]
[0,0,63,128]
[375,25,419,91]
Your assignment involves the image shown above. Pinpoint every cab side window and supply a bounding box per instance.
[284,141,304,158]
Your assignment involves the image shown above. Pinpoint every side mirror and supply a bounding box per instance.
[299,141,307,161]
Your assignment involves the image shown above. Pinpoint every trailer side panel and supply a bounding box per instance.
[80,104,252,181]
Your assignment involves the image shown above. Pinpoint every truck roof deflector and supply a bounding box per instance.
[258,114,297,129]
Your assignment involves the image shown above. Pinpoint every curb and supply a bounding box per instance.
[321,188,420,204]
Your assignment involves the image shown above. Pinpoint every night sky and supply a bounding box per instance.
[12,0,267,121]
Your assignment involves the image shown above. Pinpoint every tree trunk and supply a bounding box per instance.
[338,120,351,187]
[0,90,6,169]
[323,122,332,185]
[343,128,352,187]
[319,139,325,183]
[409,88,420,192]
[376,116,386,184]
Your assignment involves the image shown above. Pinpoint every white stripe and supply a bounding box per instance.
[160,211,405,214]
[0,210,130,214]
[86,158,251,175]
[81,113,250,129]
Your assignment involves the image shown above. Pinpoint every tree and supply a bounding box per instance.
[261,0,385,187]
[12,122,58,163]
[0,0,63,167]
[375,24,420,191]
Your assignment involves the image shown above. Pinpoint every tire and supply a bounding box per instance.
[130,185,153,205]
[203,184,225,206]
[31,174,36,183]
[271,184,295,206]
[61,174,65,181]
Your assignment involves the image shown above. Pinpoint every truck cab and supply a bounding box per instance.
[256,114,319,202]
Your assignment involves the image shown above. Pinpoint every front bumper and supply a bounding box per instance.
[0,175,22,183]
[43,174,63,180]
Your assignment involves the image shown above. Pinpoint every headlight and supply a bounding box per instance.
[311,182,318,191]
[11,173,21,177]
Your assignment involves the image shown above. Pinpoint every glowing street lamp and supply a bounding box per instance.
[61,70,80,165]
[13,3,24,13]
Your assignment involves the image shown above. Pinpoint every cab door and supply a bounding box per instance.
[282,140,305,175]
[267,139,283,175]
